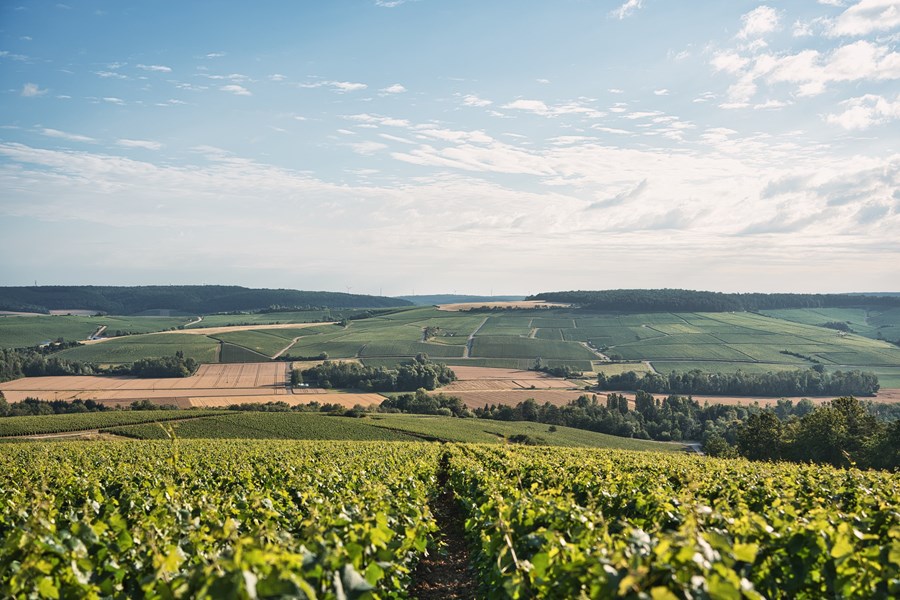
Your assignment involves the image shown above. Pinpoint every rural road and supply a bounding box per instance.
[463,318,489,359]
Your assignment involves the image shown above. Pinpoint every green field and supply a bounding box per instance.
[0,410,224,437]
[107,412,419,441]
[0,315,192,349]
[100,411,679,451]
[54,333,220,363]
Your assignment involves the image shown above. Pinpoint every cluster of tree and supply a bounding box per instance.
[125,352,199,378]
[711,396,900,470]
[379,388,471,417]
[0,285,411,315]
[298,355,456,392]
[530,361,583,378]
[819,321,853,332]
[0,348,96,382]
[474,392,753,441]
[0,397,182,417]
[597,368,879,397]
[528,289,900,313]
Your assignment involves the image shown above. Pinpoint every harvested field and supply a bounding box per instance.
[0,363,290,407]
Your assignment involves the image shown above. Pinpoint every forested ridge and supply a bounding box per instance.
[529,288,900,312]
[0,285,411,315]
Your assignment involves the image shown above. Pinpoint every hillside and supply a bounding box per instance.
[530,289,900,313]
[0,285,412,315]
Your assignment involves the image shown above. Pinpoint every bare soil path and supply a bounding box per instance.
[462,318,489,359]
[410,454,478,600]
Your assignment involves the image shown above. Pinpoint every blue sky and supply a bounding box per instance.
[1,0,898,296]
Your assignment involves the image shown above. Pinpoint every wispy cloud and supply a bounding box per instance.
[348,141,388,154]
[502,98,604,118]
[136,64,171,72]
[461,94,492,107]
[300,80,367,93]
[103,97,125,105]
[21,82,47,97]
[611,0,643,20]
[39,128,95,143]
[379,83,406,94]
[117,139,163,150]
[221,84,252,96]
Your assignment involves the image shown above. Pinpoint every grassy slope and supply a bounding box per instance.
[101,411,684,451]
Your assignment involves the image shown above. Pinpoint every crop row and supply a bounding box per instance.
[445,445,900,598]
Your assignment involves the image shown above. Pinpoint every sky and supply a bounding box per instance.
[1,0,898,297]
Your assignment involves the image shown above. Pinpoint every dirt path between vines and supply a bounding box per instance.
[410,456,478,599]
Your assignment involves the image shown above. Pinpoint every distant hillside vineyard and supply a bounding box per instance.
[529,289,900,313]
[0,286,411,315]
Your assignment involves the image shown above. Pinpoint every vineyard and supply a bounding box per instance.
[1,440,898,598]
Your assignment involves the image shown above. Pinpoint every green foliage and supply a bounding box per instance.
[128,352,198,378]
[0,410,222,437]
[302,355,455,392]
[598,368,881,397]
[0,441,439,598]
[445,444,900,598]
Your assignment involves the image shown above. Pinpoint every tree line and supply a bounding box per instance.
[0,285,411,315]
[296,355,456,392]
[597,368,879,397]
[528,289,900,313]
[0,348,198,382]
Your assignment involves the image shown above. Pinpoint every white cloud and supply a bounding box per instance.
[375,0,409,6]
[753,99,791,109]
[270,73,287,82]
[379,83,406,94]
[711,51,749,74]
[654,89,670,96]
[221,84,252,96]
[611,0,643,20]
[21,82,46,97]
[826,93,900,129]
[301,80,367,93]
[462,94,492,107]
[103,97,125,105]
[39,128,95,143]
[608,88,625,94]
[827,0,900,37]
[536,78,550,84]
[95,70,128,79]
[716,40,900,101]
[738,6,782,39]
[136,64,171,73]
[205,52,225,58]
[117,139,162,150]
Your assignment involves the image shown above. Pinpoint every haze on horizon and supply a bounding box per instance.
[1,0,898,297]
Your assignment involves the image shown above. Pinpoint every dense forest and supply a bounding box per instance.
[597,368,880,397]
[529,289,900,312]
[0,285,411,314]
[298,355,456,392]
